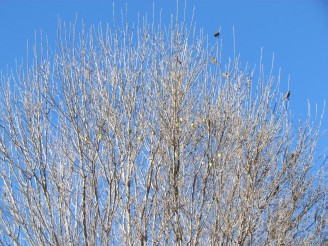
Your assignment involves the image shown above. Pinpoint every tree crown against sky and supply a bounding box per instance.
[0,7,327,245]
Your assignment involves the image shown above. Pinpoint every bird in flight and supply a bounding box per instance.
[214,31,220,37]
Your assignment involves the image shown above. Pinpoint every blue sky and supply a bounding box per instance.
[1,0,327,155]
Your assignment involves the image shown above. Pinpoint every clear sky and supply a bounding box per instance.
[1,0,327,155]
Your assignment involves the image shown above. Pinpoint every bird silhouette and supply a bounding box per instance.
[284,90,290,100]
[214,31,220,37]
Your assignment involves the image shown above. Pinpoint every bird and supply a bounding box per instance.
[222,72,230,79]
[214,31,220,37]
[175,55,182,64]
[284,90,290,100]
[290,152,298,160]
[211,57,217,64]
[272,185,280,196]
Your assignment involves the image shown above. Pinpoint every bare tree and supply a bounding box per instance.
[0,10,326,246]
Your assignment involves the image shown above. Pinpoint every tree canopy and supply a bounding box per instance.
[0,12,326,245]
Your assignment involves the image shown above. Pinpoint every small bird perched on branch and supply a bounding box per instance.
[284,90,290,100]
[175,55,182,64]
[221,72,230,79]
[211,57,217,64]
[214,31,220,37]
